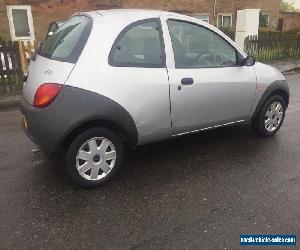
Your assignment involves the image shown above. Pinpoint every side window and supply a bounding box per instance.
[167,20,237,68]
[109,19,165,67]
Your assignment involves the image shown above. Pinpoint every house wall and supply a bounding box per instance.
[280,12,300,30]
[233,0,281,28]
[0,0,10,41]
[123,0,281,28]
[121,0,213,14]
[0,0,293,43]
[2,0,120,42]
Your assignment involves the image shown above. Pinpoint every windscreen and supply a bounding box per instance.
[40,15,92,63]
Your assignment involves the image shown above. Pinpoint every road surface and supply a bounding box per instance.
[0,73,299,249]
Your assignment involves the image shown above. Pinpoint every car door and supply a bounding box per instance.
[162,18,257,135]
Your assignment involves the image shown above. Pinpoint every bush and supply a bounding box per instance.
[245,29,300,61]
[258,28,300,37]
[219,27,235,40]
[0,36,6,44]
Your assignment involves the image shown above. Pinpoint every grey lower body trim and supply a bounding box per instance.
[20,85,138,153]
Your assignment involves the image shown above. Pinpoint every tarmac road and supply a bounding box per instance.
[0,73,299,249]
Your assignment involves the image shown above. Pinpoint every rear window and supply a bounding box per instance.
[40,15,92,63]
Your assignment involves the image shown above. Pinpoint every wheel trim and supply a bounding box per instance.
[264,101,284,132]
[76,137,117,181]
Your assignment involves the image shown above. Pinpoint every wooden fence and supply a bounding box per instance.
[0,41,22,85]
[0,41,35,96]
[0,40,36,87]
[244,32,300,61]
[18,40,36,76]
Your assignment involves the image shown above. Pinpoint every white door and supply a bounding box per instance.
[163,18,257,135]
[7,5,35,41]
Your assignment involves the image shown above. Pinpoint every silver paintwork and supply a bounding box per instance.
[23,56,74,104]
[168,67,257,135]
[24,9,287,145]
[76,137,117,181]
[264,102,284,132]
[174,120,246,137]
[249,62,286,117]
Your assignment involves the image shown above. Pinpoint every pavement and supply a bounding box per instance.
[0,95,20,110]
[268,58,300,74]
[0,72,299,249]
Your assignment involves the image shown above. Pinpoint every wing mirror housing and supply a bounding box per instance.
[242,56,256,66]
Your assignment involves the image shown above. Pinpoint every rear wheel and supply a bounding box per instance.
[252,95,286,137]
[65,127,124,189]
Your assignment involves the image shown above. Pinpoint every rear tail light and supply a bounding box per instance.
[34,83,63,108]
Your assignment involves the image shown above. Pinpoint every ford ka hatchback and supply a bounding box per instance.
[20,10,289,188]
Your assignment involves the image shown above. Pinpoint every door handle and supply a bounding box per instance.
[181,78,194,85]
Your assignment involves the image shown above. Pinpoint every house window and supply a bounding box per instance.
[263,14,270,25]
[259,12,270,27]
[6,5,35,41]
[218,14,232,28]
[277,18,283,31]
[193,14,210,23]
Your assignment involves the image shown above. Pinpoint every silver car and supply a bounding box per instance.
[20,9,289,188]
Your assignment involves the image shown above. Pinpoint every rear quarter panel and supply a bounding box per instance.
[23,56,74,104]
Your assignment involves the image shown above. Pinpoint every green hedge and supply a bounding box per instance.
[245,29,300,61]
[219,27,235,40]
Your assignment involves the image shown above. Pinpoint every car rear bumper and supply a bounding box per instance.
[19,85,138,154]
[20,96,63,153]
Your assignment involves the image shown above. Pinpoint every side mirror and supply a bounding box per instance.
[243,56,256,66]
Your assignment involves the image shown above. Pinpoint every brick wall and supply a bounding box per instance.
[3,0,120,42]
[234,0,281,22]
[280,12,300,31]
[122,0,281,28]
[0,0,292,43]
[0,0,10,41]
[122,0,213,13]
[200,0,281,29]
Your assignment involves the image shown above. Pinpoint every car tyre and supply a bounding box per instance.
[65,127,124,189]
[252,95,286,137]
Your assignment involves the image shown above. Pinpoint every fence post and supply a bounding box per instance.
[18,41,28,76]
[12,41,23,81]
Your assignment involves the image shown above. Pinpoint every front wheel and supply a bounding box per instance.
[65,127,124,189]
[252,95,286,137]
